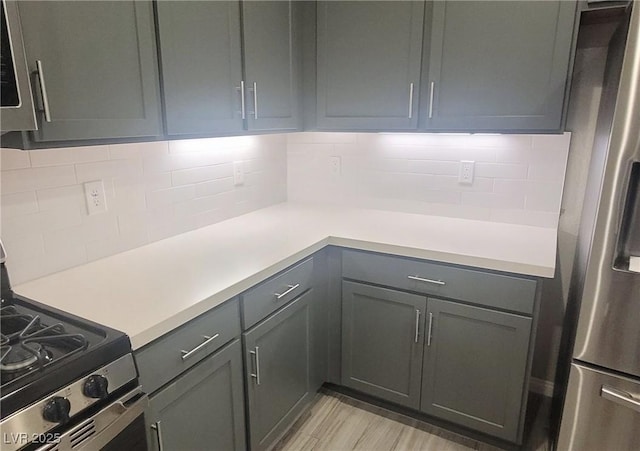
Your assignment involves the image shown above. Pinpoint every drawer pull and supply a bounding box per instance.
[414,309,421,343]
[427,312,433,347]
[274,283,300,300]
[601,386,640,413]
[180,333,220,360]
[35,60,52,122]
[250,347,261,385]
[407,275,446,286]
[151,421,164,451]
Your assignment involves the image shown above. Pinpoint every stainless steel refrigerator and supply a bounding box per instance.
[556,3,640,450]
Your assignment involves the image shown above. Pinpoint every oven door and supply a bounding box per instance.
[35,387,148,451]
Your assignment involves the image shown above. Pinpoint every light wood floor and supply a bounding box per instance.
[275,390,551,451]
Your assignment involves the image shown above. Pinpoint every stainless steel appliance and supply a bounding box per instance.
[0,0,37,132]
[0,243,148,451]
[556,2,640,450]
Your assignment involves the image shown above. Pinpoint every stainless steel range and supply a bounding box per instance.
[0,243,148,451]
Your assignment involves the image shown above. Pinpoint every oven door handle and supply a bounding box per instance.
[36,386,149,451]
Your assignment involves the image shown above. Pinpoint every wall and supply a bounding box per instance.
[288,132,570,228]
[531,45,609,388]
[0,134,287,285]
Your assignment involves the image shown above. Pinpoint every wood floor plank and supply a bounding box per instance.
[277,390,551,451]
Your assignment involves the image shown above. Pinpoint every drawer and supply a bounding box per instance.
[135,298,241,394]
[242,257,314,329]
[342,250,537,315]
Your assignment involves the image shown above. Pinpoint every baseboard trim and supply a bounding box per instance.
[530,377,555,397]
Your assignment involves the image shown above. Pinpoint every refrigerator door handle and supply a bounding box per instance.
[601,385,640,413]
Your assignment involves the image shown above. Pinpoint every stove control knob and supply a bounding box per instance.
[42,396,71,424]
[83,374,109,399]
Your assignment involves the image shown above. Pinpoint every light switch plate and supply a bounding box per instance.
[233,161,244,186]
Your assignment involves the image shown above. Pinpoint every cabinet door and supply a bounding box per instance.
[18,1,161,142]
[244,290,312,451]
[242,1,299,131]
[342,281,426,409]
[147,339,246,451]
[424,1,576,132]
[421,299,532,442]
[156,1,244,136]
[316,1,424,130]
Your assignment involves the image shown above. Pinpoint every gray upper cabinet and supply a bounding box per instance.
[342,281,426,409]
[156,1,244,136]
[17,1,161,142]
[423,1,576,132]
[316,1,425,130]
[244,290,312,451]
[242,1,299,131]
[421,299,532,443]
[147,339,246,451]
[156,0,299,137]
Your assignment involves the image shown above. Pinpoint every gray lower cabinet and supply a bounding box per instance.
[421,299,532,442]
[146,339,246,451]
[156,1,244,136]
[316,1,425,130]
[423,0,576,131]
[244,290,313,451]
[341,281,426,409]
[17,1,161,142]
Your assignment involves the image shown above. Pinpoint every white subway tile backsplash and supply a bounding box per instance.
[171,163,233,187]
[0,148,31,170]
[30,145,110,167]
[1,165,77,194]
[1,192,38,217]
[287,132,570,227]
[1,134,287,284]
[76,158,143,183]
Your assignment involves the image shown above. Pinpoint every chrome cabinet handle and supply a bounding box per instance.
[414,309,420,343]
[601,386,640,413]
[238,80,246,119]
[35,60,52,122]
[274,283,300,300]
[408,82,414,119]
[250,346,261,385]
[150,421,164,451]
[407,275,446,286]
[428,81,435,119]
[253,82,258,119]
[427,312,433,347]
[180,333,219,360]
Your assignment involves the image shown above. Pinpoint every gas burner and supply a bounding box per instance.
[0,307,88,382]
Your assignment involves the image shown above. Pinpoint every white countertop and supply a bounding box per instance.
[14,202,557,350]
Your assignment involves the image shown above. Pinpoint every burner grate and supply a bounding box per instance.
[0,306,88,383]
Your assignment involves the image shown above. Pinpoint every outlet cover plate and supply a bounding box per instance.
[459,160,475,185]
[84,180,107,215]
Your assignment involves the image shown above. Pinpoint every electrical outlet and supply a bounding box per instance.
[329,156,341,177]
[458,160,475,184]
[84,180,107,215]
[233,161,244,186]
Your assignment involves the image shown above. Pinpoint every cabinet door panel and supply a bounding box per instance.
[243,1,299,131]
[316,1,424,130]
[244,290,312,451]
[147,340,246,451]
[18,1,161,141]
[342,281,426,409]
[425,0,576,131]
[156,1,243,136]
[421,299,531,442]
